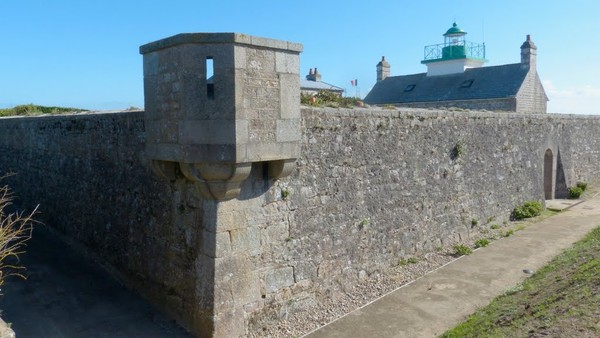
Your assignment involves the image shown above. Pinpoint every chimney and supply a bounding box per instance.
[520,34,537,69]
[306,67,322,81]
[376,56,390,82]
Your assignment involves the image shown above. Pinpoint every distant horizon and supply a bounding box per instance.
[2,1,599,114]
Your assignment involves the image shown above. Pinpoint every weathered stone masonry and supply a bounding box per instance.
[1,108,600,337]
[1,33,600,338]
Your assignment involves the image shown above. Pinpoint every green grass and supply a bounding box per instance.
[0,104,87,117]
[440,226,600,337]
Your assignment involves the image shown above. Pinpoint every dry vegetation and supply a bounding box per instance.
[0,177,38,289]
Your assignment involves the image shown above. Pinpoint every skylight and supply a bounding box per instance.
[460,80,474,88]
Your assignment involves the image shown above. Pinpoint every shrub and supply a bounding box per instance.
[568,186,583,199]
[513,201,543,220]
[281,188,290,200]
[475,239,490,248]
[450,142,464,160]
[576,181,588,191]
[453,244,473,256]
[301,90,362,108]
[0,180,38,288]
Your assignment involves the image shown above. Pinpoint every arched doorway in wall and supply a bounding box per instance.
[544,149,553,199]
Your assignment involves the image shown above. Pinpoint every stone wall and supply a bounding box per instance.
[516,69,548,114]
[0,112,213,333]
[0,108,599,337]
[232,108,600,334]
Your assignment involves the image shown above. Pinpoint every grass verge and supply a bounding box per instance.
[440,226,600,337]
[0,104,87,117]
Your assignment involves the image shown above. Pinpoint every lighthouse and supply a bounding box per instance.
[421,22,487,76]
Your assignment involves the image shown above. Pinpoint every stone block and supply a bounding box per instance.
[278,73,300,117]
[213,307,245,338]
[275,52,300,74]
[179,120,235,145]
[264,267,294,293]
[250,36,290,51]
[201,230,231,258]
[261,222,289,244]
[276,119,301,143]
[293,261,316,281]
[231,272,261,306]
[230,227,261,256]
[146,143,182,162]
[235,119,249,144]
[215,256,252,279]
[245,142,299,162]
[213,280,234,310]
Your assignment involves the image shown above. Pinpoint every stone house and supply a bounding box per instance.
[364,23,548,113]
[300,68,344,96]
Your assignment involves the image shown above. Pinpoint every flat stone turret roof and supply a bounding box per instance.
[140,33,303,54]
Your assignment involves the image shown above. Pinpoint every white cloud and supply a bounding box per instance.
[543,80,600,115]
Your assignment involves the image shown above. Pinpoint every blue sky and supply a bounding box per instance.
[2,0,600,114]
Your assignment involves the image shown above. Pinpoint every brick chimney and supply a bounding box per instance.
[306,67,322,81]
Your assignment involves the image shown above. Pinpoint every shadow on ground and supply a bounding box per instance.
[0,226,192,338]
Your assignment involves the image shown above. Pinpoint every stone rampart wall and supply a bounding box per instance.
[0,112,210,331]
[0,108,599,336]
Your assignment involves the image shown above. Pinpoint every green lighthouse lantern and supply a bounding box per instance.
[443,22,467,59]
[421,22,487,76]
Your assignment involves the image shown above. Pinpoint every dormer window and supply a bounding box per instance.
[404,84,416,92]
[460,80,474,88]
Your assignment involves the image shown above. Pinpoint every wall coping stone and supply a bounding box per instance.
[301,106,600,121]
[2,108,600,125]
[139,33,303,54]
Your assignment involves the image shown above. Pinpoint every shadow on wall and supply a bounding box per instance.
[544,147,568,199]
[555,148,568,198]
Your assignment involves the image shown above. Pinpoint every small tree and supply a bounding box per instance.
[0,179,38,289]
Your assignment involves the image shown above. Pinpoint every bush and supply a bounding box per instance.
[453,244,473,256]
[450,142,464,160]
[576,181,588,191]
[475,239,490,248]
[513,201,543,220]
[301,90,362,108]
[0,180,37,288]
[568,186,583,199]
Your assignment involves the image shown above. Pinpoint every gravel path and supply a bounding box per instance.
[250,251,458,337]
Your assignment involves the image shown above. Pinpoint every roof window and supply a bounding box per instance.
[404,84,416,92]
[460,80,474,88]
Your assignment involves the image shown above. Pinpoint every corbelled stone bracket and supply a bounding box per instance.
[140,33,303,200]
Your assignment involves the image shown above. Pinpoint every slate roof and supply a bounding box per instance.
[364,63,531,104]
[300,79,344,93]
